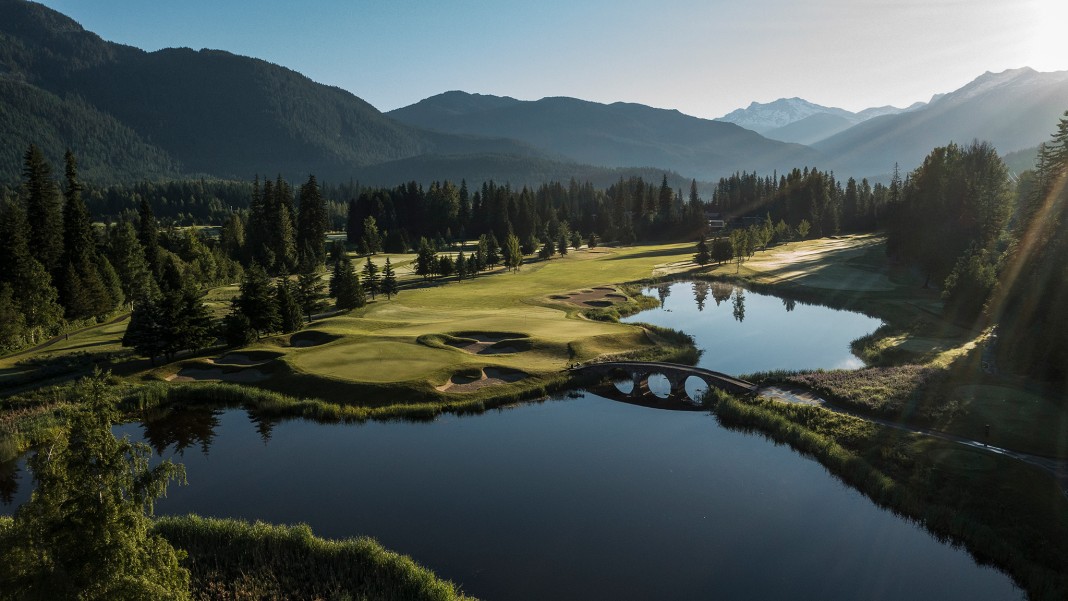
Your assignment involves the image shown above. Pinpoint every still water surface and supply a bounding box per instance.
[1,283,1023,600]
[622,281,881,374]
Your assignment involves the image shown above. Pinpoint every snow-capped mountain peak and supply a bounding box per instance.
[716,97,851,134]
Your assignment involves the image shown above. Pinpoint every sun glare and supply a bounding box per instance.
[1029,1,1068,71]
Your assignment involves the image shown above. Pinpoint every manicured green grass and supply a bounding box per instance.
[182,243,698,401]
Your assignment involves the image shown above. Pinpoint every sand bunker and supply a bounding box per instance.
[168,366,268,383]
[290,331,340,347]
[551,286,628,308]
[212,351,281,366]
[445,334,530,355]
[435,367,528,392]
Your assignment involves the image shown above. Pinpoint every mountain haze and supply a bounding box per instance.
[389,91,818,181]
[717,97,923,145]
[814,67,1068,178]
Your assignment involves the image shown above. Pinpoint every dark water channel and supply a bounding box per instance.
[1,282,1024,600]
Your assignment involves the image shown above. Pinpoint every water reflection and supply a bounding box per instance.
[711,281,733,306]
[732,289,746,322]
[140,406,221,456]
[0,459,20,505]
[623,281,883,375]
[692,281,709,311]
[656,283,671,305]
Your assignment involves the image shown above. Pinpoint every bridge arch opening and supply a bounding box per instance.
[683,375,710,405]
[608,368,635,395]
[646,373,671,399]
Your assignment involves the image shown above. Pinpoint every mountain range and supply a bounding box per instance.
[387,93,817,181]
[716,98,926,145]
[1,0,1065,188]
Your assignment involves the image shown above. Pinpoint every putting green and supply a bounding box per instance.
[277,243,694,391]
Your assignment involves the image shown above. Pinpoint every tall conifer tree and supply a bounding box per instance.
[296,175,327,270]
[22,144,63,275]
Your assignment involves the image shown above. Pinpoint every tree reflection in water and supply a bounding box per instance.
[711,282,733,306]
[692,281,709,311]
[732,289,746,322]
[0,459,20,505]
[140,406,221,456]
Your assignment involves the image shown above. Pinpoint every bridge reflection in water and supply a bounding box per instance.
[571,361,757,411]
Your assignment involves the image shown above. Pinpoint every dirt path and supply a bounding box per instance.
[758,385,1068,498]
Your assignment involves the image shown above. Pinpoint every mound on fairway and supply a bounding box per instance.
[441,331,533,355]
[290,340,454,384]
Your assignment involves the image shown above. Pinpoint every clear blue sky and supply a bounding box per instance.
[37,0,1068,118]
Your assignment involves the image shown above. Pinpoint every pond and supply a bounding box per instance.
[0,283,1024,600]
[622,281,882,375]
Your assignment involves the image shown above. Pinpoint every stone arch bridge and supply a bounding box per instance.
[571,361,757,407]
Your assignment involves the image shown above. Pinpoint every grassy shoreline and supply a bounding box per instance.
[153,515,475,601]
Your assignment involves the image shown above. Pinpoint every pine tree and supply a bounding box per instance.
[236,263,280,337]
[437,254,454,278]
[138,198,162,281]
[269,176,298,273]
[275,274,304,334]
[219,213,246,263]
[247,176,270,267]
[455,251,467,282]
[0,200,63,343]
[157,258,213,359]
[486,233,501,266]
[415,237,436,280]
[295,269,327,319]
[0,283,27,351]
[539,240,554,259]
[61,151,94,270]
[123,292,166,365]
[361,216,382,255]
[332,256,365,310]
[381,257,399,300]
[21,144,63,275]
[557,234,569,256]
[362,257,380,299]
[658,174,673,218]
[296,175,328,270]
[107,220,156,304]
[504,233,523,273]
[222,300,256,348]
[694,234,711,265]
[60,151,115,320]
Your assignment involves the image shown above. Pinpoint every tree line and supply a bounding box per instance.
[710,167,896,236]
[345,175,708,256]
[880,113,1068,387]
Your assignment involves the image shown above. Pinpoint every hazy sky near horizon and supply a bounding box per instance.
[37,0,1068,118]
